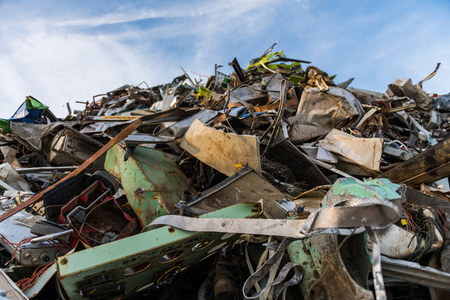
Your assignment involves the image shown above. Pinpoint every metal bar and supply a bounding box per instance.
[229,57,246,83]
[381,256,450,291]
[30,229,74,244]
[16,166,79,173]
[0,118,142,223]
[149,215,307,238]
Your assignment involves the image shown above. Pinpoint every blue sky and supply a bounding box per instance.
[1,0,449,118]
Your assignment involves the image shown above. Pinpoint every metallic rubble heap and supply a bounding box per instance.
[0,44,449,300]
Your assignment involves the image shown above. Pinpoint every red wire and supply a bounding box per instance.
[48,240,71,253]
[16,262,54,292]
[434,208,446,227]
[4,237,36,266]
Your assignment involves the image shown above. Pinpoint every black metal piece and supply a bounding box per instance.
[229,57,246,84]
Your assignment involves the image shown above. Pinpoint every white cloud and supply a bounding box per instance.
[0,0,280,118]
[0,25,167,117]
[0,0,449,120]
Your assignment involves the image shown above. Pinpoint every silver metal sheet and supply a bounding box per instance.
[290,86,364,143]
[381,256,450,291]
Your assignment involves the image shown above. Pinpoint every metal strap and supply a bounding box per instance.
[366,226,387,300]
[242,238,303,300]
[151,197,401,238]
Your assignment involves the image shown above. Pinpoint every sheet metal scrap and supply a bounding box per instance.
[290,86,364,143]
[105,144,193,227]
[0,43,449,300]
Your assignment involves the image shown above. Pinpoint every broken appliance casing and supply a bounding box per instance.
[56,202,261,299]
[49,127,104,166]
[0,208,63,267]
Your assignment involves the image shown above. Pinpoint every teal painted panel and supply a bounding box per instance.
[105,145,193,227]
[57,202,261,299]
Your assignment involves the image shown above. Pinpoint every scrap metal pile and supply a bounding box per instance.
[0,44,449,299]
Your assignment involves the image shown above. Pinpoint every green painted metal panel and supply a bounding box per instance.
[323,177,401,207]
[57,202,261,299]
[105,145,193,227]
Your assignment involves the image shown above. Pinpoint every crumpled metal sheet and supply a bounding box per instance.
[290,87,364,143]
[9,122,64,152]
[318,129,383,175]
[387,77,432,110]
[0,163,31,191]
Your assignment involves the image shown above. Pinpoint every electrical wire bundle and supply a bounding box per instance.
[0,235,71,291]
[16,262,54,292]
[401,202,446,263]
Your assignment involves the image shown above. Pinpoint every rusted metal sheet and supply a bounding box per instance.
[188,167,286,219]
[0,118,142,223]
[288,234,374,300]
[180,119,261,176]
